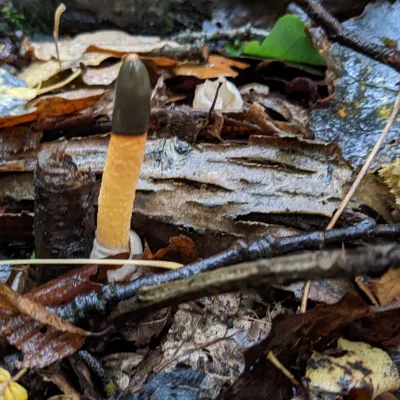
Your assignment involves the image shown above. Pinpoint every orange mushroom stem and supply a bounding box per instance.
[93,54,151,254]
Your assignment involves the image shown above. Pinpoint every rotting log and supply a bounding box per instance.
[33,148,95,281]
[0,135,395,256]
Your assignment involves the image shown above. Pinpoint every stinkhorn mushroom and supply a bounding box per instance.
[91,54,151,257]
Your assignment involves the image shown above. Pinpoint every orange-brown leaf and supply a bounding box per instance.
[0,284,91,336]
[173,55,249,79]
[369,268,400,306]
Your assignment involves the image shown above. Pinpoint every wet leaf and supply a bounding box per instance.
[308,2,400,168]
[24,31,179,62]
[173,55,249,79]
[0,284,90,336]
[153,236,199,265]
[0,264,100,368]
[18,52,113,88]
[0,127,42,158]
[229,15,326,66]
[0,88,105,128]
[0,69,36,119]
[305,338,400,398]
[82,61,122,86]
[0,367,28,400]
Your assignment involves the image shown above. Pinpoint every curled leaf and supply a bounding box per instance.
[193,77,243,111]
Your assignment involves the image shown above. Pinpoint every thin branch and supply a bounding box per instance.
[327,90,400,229]
[51,221,400,322]
[294,0,400,73]
[108,243,400,325]
[208,80,223,119]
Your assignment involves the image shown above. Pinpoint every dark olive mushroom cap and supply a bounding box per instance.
[112,55,152,136]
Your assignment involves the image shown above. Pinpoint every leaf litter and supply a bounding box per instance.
[0,2,400,400]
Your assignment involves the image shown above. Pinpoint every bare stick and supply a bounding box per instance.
[300,281,311,313]
[53,3,66,71]
[327,90,400,230]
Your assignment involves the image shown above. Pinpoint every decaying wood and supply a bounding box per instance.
[108,243,400,324]
[0,134,394,256]
[34,148,95,281]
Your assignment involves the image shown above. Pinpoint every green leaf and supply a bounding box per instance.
[240,14,326,66]
[225,43,245,57]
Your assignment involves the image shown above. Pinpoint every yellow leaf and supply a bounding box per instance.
[379,159,400,205]
[306,338,400,398]
[0,367,28,400]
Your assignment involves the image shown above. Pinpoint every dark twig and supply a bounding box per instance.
[109,243,400,324]
[294,0,400,73]
[208,80,223,120]
[51,220,400,323]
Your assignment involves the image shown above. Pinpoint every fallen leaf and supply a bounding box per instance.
[305,338,400,398]
[0,264,101,368]
[0,88,105,128]
[25,31,180,62]
[0,367,28,400]
[308,2,400,168]
[226,293,371,400]
[0,68,36,119]
[228,14,326,66]
[369,268,400,306]
[121,308,171,346]
[152,235,199,265]
[380,159,400,205]
[41,372,80,400]
[82,61,122,86]
[0,284,90,336]
[173,55,249,79]
[18,52,114,88]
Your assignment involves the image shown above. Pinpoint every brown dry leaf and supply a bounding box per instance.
[122,308,171,346]
[0,264,101,368]
[158,293,275,399]
[173,55,249,79]
[26,264,98,306]
[18,52,113,88]
[25,31,179,62]
[305,338,400,398]
[41,372,80,400]
[369,268,400,306]
[82,61,122,86]
[0,88,105,128]
[0,284,91,336]
[153,235,199,265]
